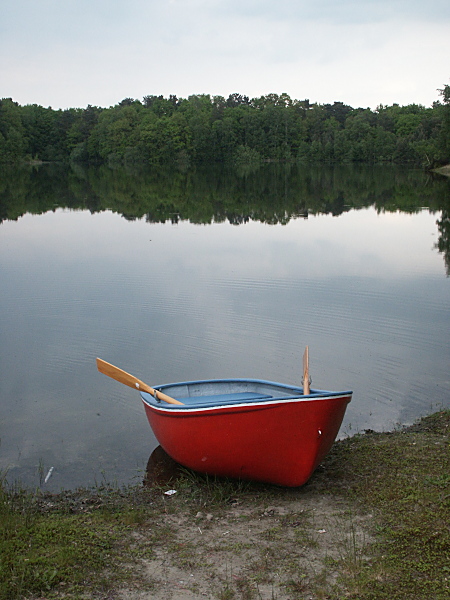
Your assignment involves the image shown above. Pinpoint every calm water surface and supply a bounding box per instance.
[1,164,449,490]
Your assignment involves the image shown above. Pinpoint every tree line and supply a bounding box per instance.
[1,84,449,167]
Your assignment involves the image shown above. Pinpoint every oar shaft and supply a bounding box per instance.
[96,358,183,405]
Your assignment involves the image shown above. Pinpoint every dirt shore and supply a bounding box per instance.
[115,483,371,599]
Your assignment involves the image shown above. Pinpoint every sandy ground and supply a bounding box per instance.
[114,487,372,600]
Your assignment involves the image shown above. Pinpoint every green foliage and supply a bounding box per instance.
[0,99,27,163]
[233,144,261,167]
[1,83,450,166]
[438,83,450,159]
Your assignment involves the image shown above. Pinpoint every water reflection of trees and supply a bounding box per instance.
[436,207,450,276]
[1,163,449,274]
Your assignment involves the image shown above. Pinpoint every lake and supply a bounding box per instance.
[1,163,449,491]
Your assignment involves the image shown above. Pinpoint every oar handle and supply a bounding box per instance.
[96,358,183,405]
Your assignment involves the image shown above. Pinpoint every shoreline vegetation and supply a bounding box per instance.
[1,82,449,169]
[1,409,449,599]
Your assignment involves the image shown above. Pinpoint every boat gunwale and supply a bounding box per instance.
[140,378,352,412]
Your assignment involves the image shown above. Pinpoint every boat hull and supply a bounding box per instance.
[140,379,352,487]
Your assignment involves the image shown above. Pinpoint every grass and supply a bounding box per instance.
[0,483,155,599]
[319,409,450,599]
[173,467,255,507]
[0,488,111,598]
[0,409,449,599]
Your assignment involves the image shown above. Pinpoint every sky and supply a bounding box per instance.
[1,0,449,110]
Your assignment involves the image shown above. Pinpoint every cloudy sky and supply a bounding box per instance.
[1,0,449,110]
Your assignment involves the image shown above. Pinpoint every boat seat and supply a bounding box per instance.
[173,392,273,405]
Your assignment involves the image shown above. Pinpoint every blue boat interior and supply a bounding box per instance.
[139,379,351,410]
[171,392,272,404]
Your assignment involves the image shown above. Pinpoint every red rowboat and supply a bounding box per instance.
[140,379,352,487]
[96,356,352,487]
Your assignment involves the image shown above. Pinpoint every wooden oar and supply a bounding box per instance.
[303,346,310,395]
[96,358,183,405]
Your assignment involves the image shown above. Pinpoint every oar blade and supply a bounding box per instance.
[96,358,145,391]
[303,346,310,395]
[96,358,183,405]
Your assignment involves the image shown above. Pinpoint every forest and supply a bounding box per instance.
[0,83,449,167]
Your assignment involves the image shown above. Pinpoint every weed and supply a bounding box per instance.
[218,583,236,600]
[174,468,254,508]
[285,574,308,594]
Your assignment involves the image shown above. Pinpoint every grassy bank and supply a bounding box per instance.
[1,409,449,600]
